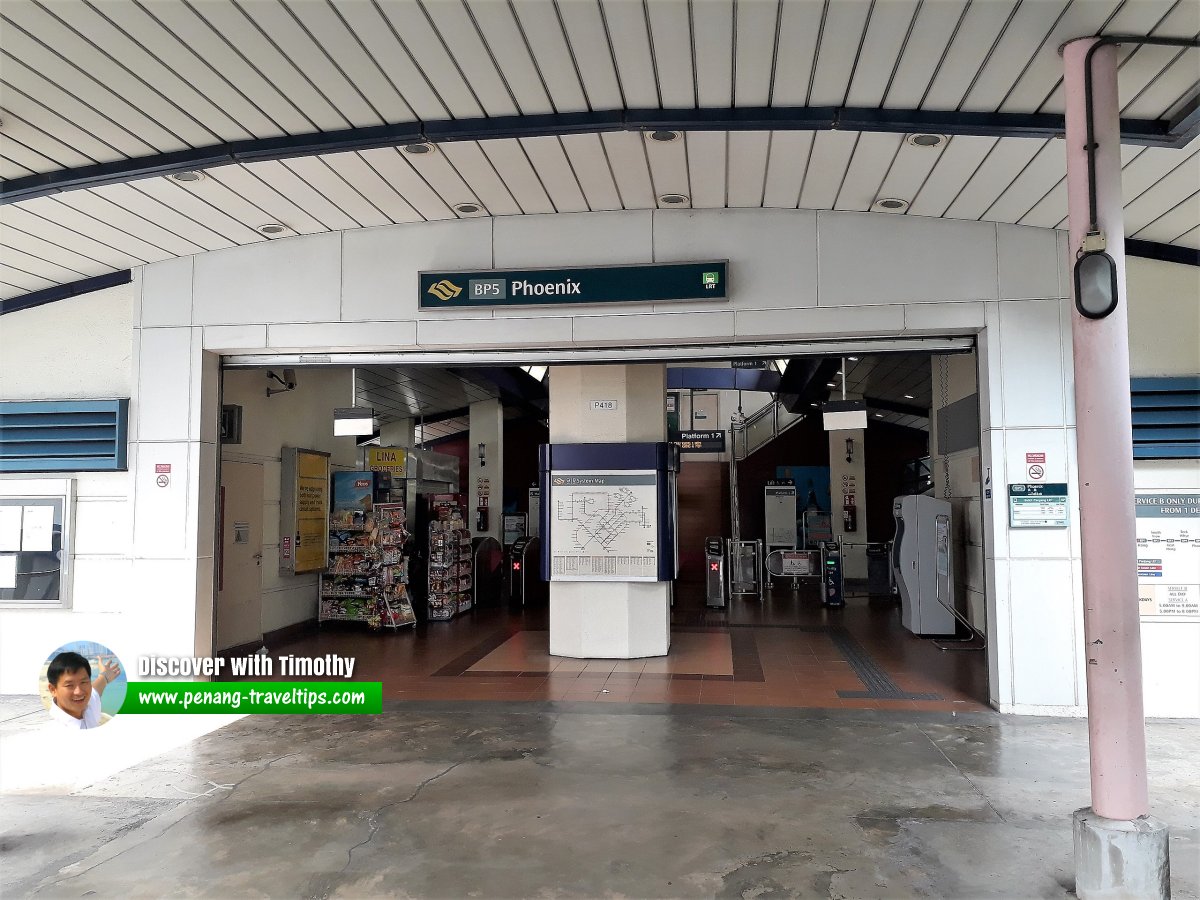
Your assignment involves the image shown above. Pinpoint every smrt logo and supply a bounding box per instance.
[427,279,463,301]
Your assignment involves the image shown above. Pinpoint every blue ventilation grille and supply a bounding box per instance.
[1131,377,1200,460]
[0,400,129,472]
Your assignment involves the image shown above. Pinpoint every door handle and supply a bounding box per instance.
[252,553,263,560]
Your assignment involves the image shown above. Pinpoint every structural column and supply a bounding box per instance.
[469,398,503,545]
[547,364,670,658]
[1063,36,1169,899]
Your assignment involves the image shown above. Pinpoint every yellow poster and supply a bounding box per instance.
[366,446,407,477]
[294,450,330,573]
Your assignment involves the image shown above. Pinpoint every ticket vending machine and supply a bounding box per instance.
[892,495,956,636]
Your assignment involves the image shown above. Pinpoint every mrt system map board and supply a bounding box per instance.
[549,472,658,581]
[1136,491,1200,621]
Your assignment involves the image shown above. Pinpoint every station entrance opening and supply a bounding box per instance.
[213,343,989,712]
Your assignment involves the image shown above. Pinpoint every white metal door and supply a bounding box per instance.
[216,461,264,651]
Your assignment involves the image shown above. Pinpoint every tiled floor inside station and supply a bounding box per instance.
[264,582,990,712]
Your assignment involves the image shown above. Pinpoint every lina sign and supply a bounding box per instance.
[419,262,727,309]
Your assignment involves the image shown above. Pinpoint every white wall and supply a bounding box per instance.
[0,285,138,695]
[1127,257,1200,718]
[219,368,357,645]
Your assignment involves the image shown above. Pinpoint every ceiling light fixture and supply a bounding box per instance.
[647,130,681,143]
[333,407,376,437]
[171,170,205,183]
[454,202,482,215]
[826,382,837,388]
[907,133,947,148]
[402,142,435,155]
[873,197,909,212]
[848,356,859,361]
[658,193,689,205]
[903,394,915,399]
[257,223,288,237]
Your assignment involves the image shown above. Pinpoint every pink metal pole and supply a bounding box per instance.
[1062,37,1149,821]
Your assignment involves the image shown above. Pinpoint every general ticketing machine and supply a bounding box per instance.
[892,495,956,636]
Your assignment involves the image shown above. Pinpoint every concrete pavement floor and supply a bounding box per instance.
[2,700,1197,899]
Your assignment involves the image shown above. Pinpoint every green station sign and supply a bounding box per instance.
[420,261,727,309]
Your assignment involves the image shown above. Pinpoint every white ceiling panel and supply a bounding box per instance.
[478,141,555,215]
[0,244,86,284]
[558,134,624,212]
[600,0,660,109]
[353,149,454,222]
[1121,47,1200,120]
[881,0,968,108]
[944,138,1047,222]
[922,0,1019,111]
[420,0,521,118]
[0,222,115,275]
[684,132,727,208]
[908,136,1000,218]
[873,141,951,209]
[959,0,1069,112]
[202,165,331,235]
[734,0,780,107]
[319,153,424,226]
[834,133,906,212]
[600,131,655,209]
[43,189,218,258]
[124,179,265,247]
[135,0,317,135]
[2,204,158,270]
[645,135,691,202]
[692,0,735,108]
[727,132,772,208]
[278,157,390,229]
[81,0,286,140]
[466,1,555,115]
[0,119,95,173]
[0,6,220,148]
[53,187,207,258]
[645,0,696,108]
[808,0,873,107]
[520,137,590,213]
[843,0,921,109]
[0,151,40,181]
[556,0,625,110]
[798,131,858,210]
[1130,192,1200,242]
[769,0,825,106]
[389,148,477,217]
[183,1,350,131]
[282,1,417,125]
[510,0,590,112]
[981,140,1068,224]
[762,131,814,208]
[438,142,523,217]
[1171,224,1200,248]
[0,263,57,293]
[241,160,362,232]
[1122,155,1200,233]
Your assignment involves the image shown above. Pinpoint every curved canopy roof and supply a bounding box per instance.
[1,0,1197,304]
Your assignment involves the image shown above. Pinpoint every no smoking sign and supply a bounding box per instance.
[1027,464,1045,480]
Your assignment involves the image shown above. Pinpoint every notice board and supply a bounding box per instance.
[280,448,331,574]
[549,472,659,581]
[1136,491,1200,621]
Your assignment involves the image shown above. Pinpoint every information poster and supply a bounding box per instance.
[549,472,658,581]
[1008,483,1069,528]
[1136,491,1200,621]
[294,450,331,573]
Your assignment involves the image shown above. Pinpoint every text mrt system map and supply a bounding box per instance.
[549,472,658,581]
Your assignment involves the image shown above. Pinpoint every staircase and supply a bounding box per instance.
[732,399,808,460]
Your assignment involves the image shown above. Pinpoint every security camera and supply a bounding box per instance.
[282,368,297,390]
[266,369,298,397]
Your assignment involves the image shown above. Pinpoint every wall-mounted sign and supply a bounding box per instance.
[280,448,331,575]
[1008,482,1069,528]
[670,430,726,453]
[731,359,769,369]
[366,446,407,478]
[548,472,659,581]
[590,400,619,412]
[419,261,727,309]
[1136,492,1199,621]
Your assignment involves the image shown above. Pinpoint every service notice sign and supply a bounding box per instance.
[1008,482,1069,528]
[1136,492,1200,621]
[549,472,658,582]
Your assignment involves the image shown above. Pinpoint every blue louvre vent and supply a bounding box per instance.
[1131,377,1200,460]
[0,400,129,472]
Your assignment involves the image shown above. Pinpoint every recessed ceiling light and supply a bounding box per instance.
[257,223,288,237]
[847,356,859,361]
[402,142,435,155]
[658,193,689,205]
[907,133,947,148]
[454,202,483,215]
[647,130,681,143]
[171,170,205,183]
[811,403,819,408]
[826,382,837,388]
[903,394,915,399]
[875,413,885,418]
[873,197,909,212]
